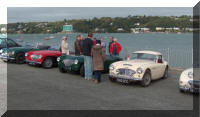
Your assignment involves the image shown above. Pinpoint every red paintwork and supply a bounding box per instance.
[26,50,62,64]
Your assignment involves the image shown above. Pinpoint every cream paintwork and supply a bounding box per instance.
[109,51,168,80]
[179,68,193,89]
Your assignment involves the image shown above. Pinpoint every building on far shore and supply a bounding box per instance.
[62,24,73,33]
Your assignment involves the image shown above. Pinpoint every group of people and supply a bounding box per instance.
[60,33,122,84]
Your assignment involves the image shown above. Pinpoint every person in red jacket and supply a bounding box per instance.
[109,38,122,57]
[93,38,97,45]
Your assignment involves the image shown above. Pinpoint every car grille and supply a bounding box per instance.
[116,68,136,76]
[31,55,38,60]
[63,59,74,67]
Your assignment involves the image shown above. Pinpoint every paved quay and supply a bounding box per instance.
[5,63,193,110]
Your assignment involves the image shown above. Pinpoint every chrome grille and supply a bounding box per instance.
[116,68,136,76]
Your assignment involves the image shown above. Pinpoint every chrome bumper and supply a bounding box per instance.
[26,60,42,64]
[109,74,142,81]
[0,55,15,61]
[179,86,199,93]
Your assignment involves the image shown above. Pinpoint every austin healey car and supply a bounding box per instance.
[109,50,169,87]
[179,68,199,93]
[57,54,122,77]
[0,43,50,64]
[25,50,62,68]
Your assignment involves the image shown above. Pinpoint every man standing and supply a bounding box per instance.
[80,35,84,53]
[100,37,106,51]
[108,36,114,55]
[93,38,97,45]
[82,32,94,80]
[61,36,70,55]
[74,35,81,56]
[109,38,122,57]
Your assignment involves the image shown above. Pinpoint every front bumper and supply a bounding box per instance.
[109,74,142,83]
[0,55,15,61]
[179,86,199,93]
[26,60,42,65]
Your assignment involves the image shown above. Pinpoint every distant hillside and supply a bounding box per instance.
[7,15,193,34]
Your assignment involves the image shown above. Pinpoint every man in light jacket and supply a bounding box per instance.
[61,36,70,55]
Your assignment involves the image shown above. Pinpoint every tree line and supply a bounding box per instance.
[7,15,193,34]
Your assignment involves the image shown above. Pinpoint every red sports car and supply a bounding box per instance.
[25,50,62,68]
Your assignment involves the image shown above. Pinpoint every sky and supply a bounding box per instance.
[7,7,192,23]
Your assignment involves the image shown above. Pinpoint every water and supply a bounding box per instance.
[8,33,193,68]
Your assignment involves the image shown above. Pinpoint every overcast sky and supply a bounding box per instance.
[7,7,192,23]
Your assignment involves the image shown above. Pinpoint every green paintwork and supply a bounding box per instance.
[2,46,45,60]
[58,54,122,73]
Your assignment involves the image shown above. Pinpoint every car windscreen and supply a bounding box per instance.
[131,53,157,62]
[0,38,7,47]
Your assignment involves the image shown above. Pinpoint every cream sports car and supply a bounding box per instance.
[179,68,199,93]
[109,50,169,87]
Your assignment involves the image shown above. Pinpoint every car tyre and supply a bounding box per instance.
[59,67,67,73]
[80,65,85,77]
[16,53,25,64]
[109,77,116,82]
[141,70,151,87]
[179,88,185,93]
[162,66,168,79]
[42,57,53,68]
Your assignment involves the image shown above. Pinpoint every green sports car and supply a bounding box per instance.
[57,54,122,77]
[0,44,50,64]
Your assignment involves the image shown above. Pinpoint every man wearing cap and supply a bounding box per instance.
[82,32,94,80]
[109,38,122,57]
[61,36,70,55]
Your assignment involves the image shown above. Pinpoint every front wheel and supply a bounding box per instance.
[80,65,84,77]
[141,70,151,87]
[16,53,25,64]
[109,77,116,82]
[42,57,53,68]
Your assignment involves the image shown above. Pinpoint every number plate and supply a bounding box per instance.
[116,78,129,83]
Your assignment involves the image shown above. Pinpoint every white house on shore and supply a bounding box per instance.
[117,28,124,31]
[156,27,165,31]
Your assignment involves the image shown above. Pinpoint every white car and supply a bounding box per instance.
[179,68,199,93]
[109,50,169,87]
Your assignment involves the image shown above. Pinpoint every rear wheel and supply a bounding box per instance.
[141,70,151,87]
[162,66,168,79]
[16,53,25,64]
[80,65,84,77]
[42,57,53,68]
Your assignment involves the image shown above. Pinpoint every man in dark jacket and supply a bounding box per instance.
[82,32,94,80]
[108,36,114,55]
[74,35,81,55]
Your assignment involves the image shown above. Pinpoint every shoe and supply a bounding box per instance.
[94,80,99,84]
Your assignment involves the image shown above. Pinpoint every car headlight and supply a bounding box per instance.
[188,80,193,85]
[25,53,28,57]
[0,49,2,54]
[74,59,78,64]
[109,64,115,70]
[137,67,143,74]
[8,51,14,56]
[188,72,193,79]
[57,57,60,62]
[38,55,42,59]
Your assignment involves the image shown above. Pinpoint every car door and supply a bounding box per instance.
[155,55,166,78]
